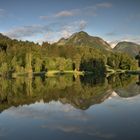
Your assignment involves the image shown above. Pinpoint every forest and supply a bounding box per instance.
[0,33,138,77]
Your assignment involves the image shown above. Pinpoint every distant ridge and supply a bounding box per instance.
[114,41,140,57]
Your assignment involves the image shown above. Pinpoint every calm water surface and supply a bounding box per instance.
[0,74,140,140]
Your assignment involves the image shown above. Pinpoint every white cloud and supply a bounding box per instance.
[79,20,87,30]
[5,101,115,139]
[54,10,74,18]
[121,35,140,44]
[96,2,112,8]
[106,31,117,36]
[40,2,112,20]
[42,124,115,138]
[4,25,51,39]
[60,30,71,38]
[58,20,87,38]
[4,20,87,43]
[40,16,48,20]
[40,9,79,19]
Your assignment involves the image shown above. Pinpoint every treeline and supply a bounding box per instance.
[0,36,137,76]
[107,52,137,70]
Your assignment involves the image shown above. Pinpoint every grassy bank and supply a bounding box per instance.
[45,70,84,77]
[10,70,85,78]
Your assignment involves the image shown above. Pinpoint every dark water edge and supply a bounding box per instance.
[0,74,140,140]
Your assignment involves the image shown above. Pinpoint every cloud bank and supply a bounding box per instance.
[40,2,112,19]
[4,20,87,43]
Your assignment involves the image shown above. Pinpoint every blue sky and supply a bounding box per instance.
[0,0,140,46]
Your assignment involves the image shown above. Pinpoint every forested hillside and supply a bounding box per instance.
[0,32,137,77]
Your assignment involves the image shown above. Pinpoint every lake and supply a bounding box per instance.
[0,74,140,140]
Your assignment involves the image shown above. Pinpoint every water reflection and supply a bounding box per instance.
[0,74,139,112]
[0,74,140,140]
[136,74,140,86]
[109,74,140,98]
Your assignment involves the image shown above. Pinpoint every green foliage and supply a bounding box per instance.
[107,52,137,70]
[45,57,73,71]
[0,62,8,75]
[0,32,138,76]
[135,52,140,67]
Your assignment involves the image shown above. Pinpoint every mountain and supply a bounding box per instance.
[56,31,112,51]
[0,33,10,40]
[0,33,11,51]
[114,41,140,57]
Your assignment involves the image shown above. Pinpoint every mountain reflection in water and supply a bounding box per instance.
[0,74,140,140]
[0,74,139,112]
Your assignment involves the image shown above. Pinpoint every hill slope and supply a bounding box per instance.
[56,31,112,51]
[114,41,140,57]
[0,33,10,40]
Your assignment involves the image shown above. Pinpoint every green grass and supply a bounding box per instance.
[10,70,84,78]
[46,70,84,77]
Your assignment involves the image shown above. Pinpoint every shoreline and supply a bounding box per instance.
[0,69,140,78]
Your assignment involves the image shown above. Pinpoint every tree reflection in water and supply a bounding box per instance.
[0,73,139,112]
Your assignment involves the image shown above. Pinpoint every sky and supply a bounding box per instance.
[0,0,140,46]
